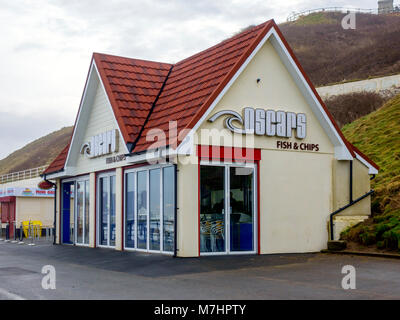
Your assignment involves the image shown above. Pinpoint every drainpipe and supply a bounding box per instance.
[173,163,178,258]
[329,160,374,241]
[43,175,57,245]
[349,160,353,203]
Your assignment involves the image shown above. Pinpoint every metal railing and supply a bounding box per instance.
[0,166,48,184]
[0,221,54,245]
[287,5,400,22]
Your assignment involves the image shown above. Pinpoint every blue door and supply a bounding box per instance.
[62,182,74,244]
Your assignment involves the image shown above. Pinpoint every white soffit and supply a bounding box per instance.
[355,153,379,175]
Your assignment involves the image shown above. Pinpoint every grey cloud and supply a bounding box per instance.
[0,111,72,160]
[13,42,47,52]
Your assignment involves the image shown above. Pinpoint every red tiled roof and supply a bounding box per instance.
[93,53,172,145]
[134,21,274,152]
[43,19,379,175]
[42,144,70,175]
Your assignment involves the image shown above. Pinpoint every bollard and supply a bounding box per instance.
[18,222,24,244]
[5,222,10,242]
[0,223,3,241]
[46,227,52,241]
[28,222,35,246]
[36,225,40,241]
[70,226,74,243]
[11,222,18,243]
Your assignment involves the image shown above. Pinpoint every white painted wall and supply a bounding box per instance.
[259,150,332,253]
[176,155,199,257]
[67,69,129,177]
[15,197,53,226]
[317,74,400,99]
[72,80,129,175]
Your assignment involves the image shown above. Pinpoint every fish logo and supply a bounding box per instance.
[208,110,246,134]
[80,142,91,157]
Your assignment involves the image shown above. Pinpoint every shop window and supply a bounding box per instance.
[200,166,226,253]
[125,172,135,248]
[98,173,116,247]
[137,171,147,250]
[125,165,175,253]
[149,169,161,251]
[76,181,84,243]
[200,163,256,254]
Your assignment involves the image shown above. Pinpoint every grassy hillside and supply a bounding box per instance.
[0,126,73,175]
[281,12,400,86]
[341,94,400,251]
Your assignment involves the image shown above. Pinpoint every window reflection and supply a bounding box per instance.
[77,181,84,243]
[99,175,115,247]
[125,173,135,248]
[100,177,109,246]
[163,166,175,252]
[149,169,160,251]
[137,171,147,249]
[200,166,225,253]
[230,167,254,252]
[125,166,175,253]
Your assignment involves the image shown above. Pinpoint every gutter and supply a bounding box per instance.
[329,161,374,240]
[43,174,57,245]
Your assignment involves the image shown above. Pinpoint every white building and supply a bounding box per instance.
[43,20,378,257]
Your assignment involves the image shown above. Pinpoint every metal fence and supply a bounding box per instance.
[287,5,400,22]
[0,221,54,245]
[0,166,48,184]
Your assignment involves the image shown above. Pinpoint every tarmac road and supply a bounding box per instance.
[0,240,399,300]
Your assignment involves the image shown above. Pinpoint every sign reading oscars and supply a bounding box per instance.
[208,107,307,139]
[80,129,118,158]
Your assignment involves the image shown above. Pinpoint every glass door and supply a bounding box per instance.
[200,165,226,253]
[75,179,90,245]
[98,173,116,247]
[200,163,256,255]
[229,167,255,252]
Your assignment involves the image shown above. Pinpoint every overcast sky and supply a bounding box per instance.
[0,0,380,161]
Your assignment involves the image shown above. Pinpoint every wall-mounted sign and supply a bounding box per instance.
[0,187,55,198]
[106,154,126,164]
[80,129,118,158]
[38,180,54,190]
[277,141,319,152]
[208,108,307,139]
